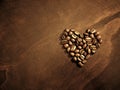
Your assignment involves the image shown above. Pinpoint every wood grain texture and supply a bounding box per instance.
[0,0,120,90]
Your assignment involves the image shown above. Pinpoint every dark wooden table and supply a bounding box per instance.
[0,0,120,90]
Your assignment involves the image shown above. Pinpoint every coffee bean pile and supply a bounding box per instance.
[60,28,102,67]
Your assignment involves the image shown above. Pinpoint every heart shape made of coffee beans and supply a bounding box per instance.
[60,28,102,67]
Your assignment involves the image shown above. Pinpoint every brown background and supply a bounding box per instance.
[0,0,120,90]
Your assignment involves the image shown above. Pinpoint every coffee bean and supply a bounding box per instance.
[68,41,73,45]
[70,52,75,56]
[95,31,100,36]
[79,42,83,46]
[80,55,85,60]
[82,60,87,64]
[85,37,92,41]
[78,57,82,62]
[69,31,73,36]
[92,39,97,44]
[79,34,84,38]
[83,44,87,48]
[98,39,102,44]
[64,44,69,48]
[77,37,82,42]
[92,50,96,54]
[90,29,96,33]
[70,29,75,32]
[73,56,77,61]
[72,34,77,39]
[61,40,68,44]
[84,32,89,36]
[86,54,90,59]
[64,31,68,36]
[75,49,80,53]
[82,39,86,43]
[74,31,80,35]
[87,48,91,54]
[90,34,95,38]
[97,35,101,40]
[71,38,75,42]
[78,46,82,49]
[80,49,84,54]
[86,29,91,33]
[61,35,66,40]
[76,53,80,57]
[81,50,85,55]
[65,28,70,32]
[96,43,101,48]
[83,51,87,56]
[70,45,76,51]
[66,36,71,40]
[78,62,84,67]
[67,47,71,52]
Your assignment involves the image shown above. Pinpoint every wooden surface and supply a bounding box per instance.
[0,0,120,90]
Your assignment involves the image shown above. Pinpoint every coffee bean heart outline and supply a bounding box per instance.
[60,28,102,67]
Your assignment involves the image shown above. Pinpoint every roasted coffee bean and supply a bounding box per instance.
[87,48,91,54]
[70,45,76,51]
[92,50,96,54]
[92,39,97,44]
[77,37,82,42]
[67,47,71,52]
[78,57,82,62]
[79,42,83,46]
[61,35,66,40]
[82,39,86,43]
[83,44,87,48]
[66,36,71,40]
[65,28,70,32]
[71,38,75,42]
[70,29,75,32]
[85,46,89,50]
[80,49,84,53]
[90,34,95,38]
[81,50,85,55]
[86,54,91,59]
[71,34,77,39]
[85,37,92,41]
[78,46,82,49]
[83,51,87,56]
[97,35,101,40]
[95,31,100,36]
[80,55,85,60]
[78,61,84,67]
[73,56,77,61]
[86,29,91,33]
[82,60,87,64]
[75,49,80,53]
[98,39,102,44]
[90,45,96,49]
[61,40,68,44]
[96,43,101,48]
[76,53,80,57]
[74,31,80,35]
[69,31,73,36]
[70,52,75,56]
[90,29,96,33]
[79,34,84,38]
[68,41,73,45]
[64,31,68,36]
[64,44,69,48]
[84,32,89,36]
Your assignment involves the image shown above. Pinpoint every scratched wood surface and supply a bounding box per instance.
[0,0,120,90]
